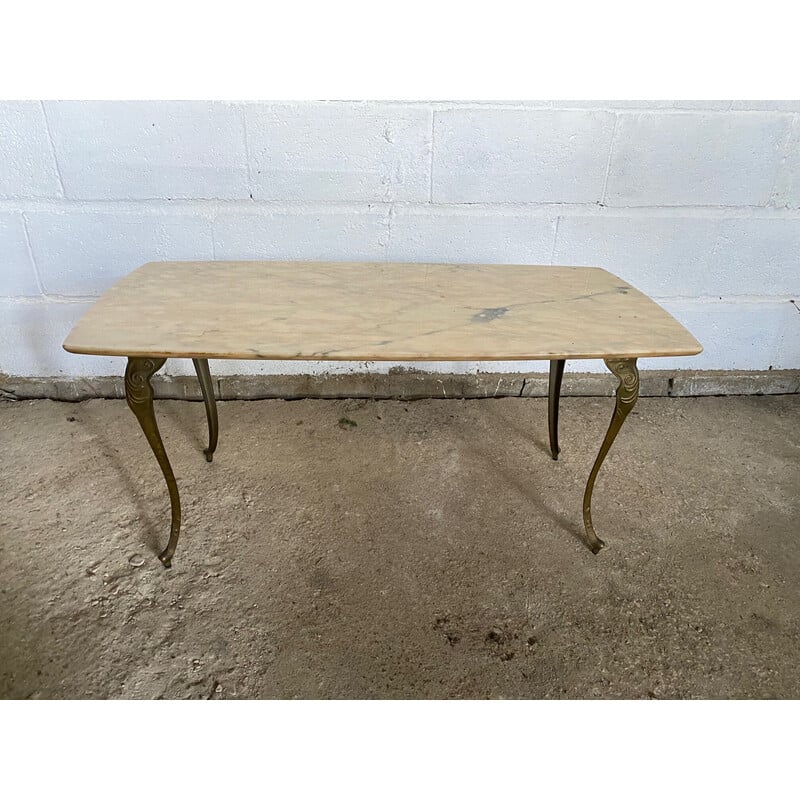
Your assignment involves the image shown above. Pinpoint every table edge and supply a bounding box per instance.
[61,260,704,362]
[63,341,704,360]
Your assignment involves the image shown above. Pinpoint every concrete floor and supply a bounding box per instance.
[1,395,798,699]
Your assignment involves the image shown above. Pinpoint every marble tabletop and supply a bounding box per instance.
[63,261,702,361]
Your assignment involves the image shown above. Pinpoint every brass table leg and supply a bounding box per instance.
[192,358,218,462]
[581,358,639,554]
[125,357,181,568]
[548,359,566,460]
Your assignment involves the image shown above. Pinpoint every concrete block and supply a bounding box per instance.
[44,101,249,199]
[730,101,800,112]
[212,207,388,262]
[520,370,684,397]
[26,209,214,296]
[216,370,526,400]
[432,109,615,203]
[0,375,126,401]
[606,112,793,206]
[5,368,796,401]
[671,101,732,111]
[520,368,800,397]
[771,117,800,209]
[0,299,125,377]
[386,207,556,264]
[246,104,432,201]
[0,213,39,296]
[552,101,677,109]
[521,370,617,397]
[553,214,800,297]
[553,101,731,110]
[639,299,797,371]
[669,370,800,396]
[0,102,62,198]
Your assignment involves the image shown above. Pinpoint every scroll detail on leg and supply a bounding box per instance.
[548,359,566,460]
[125,357,182,568]
[192,358,218,462]
[581,358,639,554]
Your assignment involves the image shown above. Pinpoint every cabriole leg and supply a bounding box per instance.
[548,359,566,460]
[125,357,181,568]
[581,358,639,554]
[192,358,218,462]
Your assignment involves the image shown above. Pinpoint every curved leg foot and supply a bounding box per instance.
[581,358,639,554]
[192,358,218,462]
[548,359,566,460]
[125,357,181,568]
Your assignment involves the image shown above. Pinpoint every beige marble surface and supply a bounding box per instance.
[63,261,702,361]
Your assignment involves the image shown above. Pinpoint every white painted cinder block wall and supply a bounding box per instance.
[1,100,798,380]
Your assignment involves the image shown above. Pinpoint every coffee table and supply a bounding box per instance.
[63,261,702,567]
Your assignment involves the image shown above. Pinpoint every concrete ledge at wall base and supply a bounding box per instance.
[2,370,799,402]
